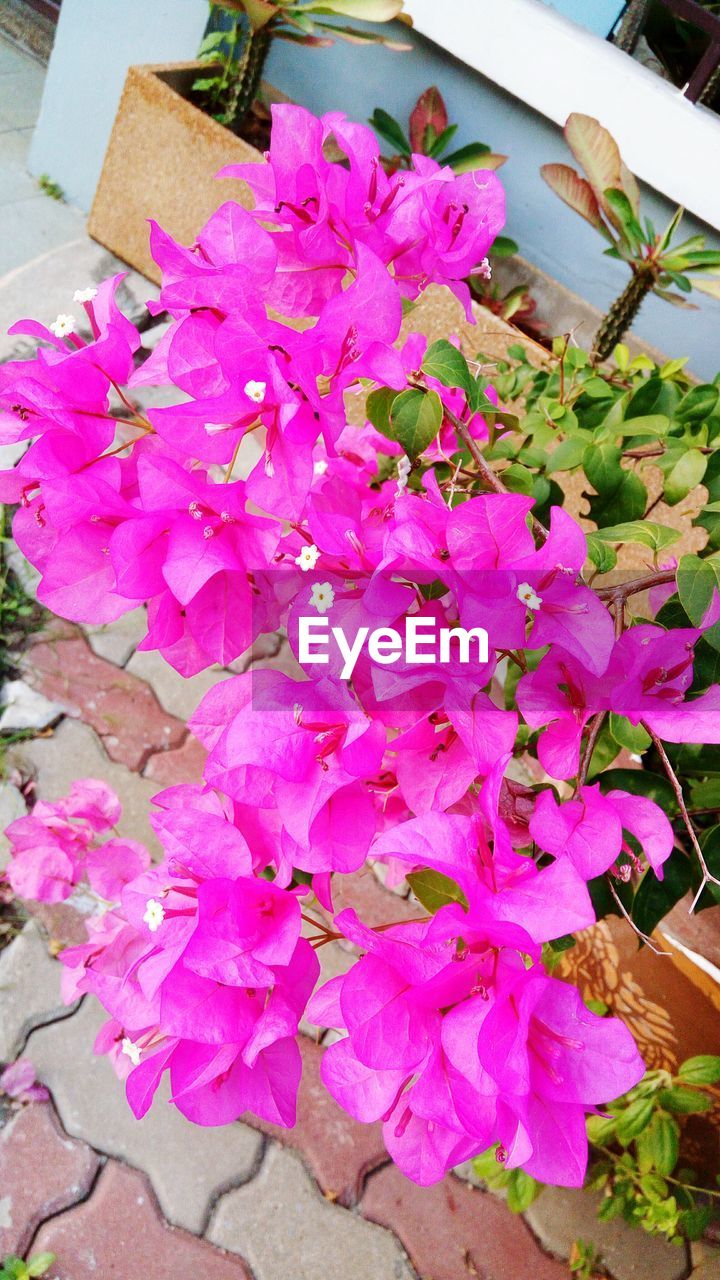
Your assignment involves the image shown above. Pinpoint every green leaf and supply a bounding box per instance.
[678,1054,720,1085]
[678,1205,711,1241]
[586,534,617,573]
[491,235,519,257]
[604,187,645,250]
[26,1257,56,1279]
[632,850,691,938]
[389,388,443,459]
[443,142,506,173]
[369,108,410,155]
[598,768,678,814]
[674,384,719,423]
[592,522,679,553]
[643,1114,680,1175]
[506,1169,541,1213]
[366,386,399,437]
[616,1096,654,1144]
[586,1113,617,1144]
[663,449,707,505]
[626,376,682,419]
[584,443,646,526]
[407,869,469,914]
[611,413,670,438]
[547,437,587,473]
[608,713,651,752]
[676,553,720,627]
[658,1086,713,1115]
[421,340,473,396]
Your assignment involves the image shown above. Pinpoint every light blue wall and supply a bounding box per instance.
[538,0,626,38]
[266,25,720,379]
[29,0,208,211]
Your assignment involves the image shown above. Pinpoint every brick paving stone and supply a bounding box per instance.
[0,921,69,1061]
[209,1143,416,1280]
[19,626,185,771]
[142,732,206,787]
[244,1034,386,1206]
[0,1102,99,1256]
[362,1165,570,1280]
[10,719,161,854]
[127,649,232,722]
[26,998,264,1233]
[84,608,148,667]
[33,1160,252,1280]
[525,1187,690,1280]
[26,900,89,953]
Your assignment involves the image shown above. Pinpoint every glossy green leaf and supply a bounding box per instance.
[421,339,473,395]
[664,449,707,505]
[389,388,443,459]
[592,522,679,552]
[407,869,468,914]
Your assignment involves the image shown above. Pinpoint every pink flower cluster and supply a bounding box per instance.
[1,104,712,1189]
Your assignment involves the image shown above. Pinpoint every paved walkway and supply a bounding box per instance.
[0,29,715,1280]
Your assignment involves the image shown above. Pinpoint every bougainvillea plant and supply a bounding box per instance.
[2,104,720,1209]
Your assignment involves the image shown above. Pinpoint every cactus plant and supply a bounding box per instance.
[541,113,720,360]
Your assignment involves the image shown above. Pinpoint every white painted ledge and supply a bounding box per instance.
[408,0,720,230]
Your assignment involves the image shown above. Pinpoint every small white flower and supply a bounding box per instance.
[517,582,542,611]
[244,379,267,404]
[143,898,165,932]
[310,581,335,614]
[473,257,492,281]
[295,543,321,572]
[73,286,98,303]
[49,313,75,338]
[313,459,329,476]
[121,1037,141,1067]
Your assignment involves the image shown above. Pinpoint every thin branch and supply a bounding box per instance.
[577,711,607,790]
[597,569,675,604]
[441,402,550,543]
[607,878,672,955]
[644,724,720,910]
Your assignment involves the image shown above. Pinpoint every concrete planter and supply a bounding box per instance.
[88,61,263,284]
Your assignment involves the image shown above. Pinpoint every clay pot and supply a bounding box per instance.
[88,61,264,284]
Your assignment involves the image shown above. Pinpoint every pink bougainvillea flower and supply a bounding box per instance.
[530,784,674,881]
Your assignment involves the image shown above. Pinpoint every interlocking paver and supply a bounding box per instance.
[0,1102,99,1256]
[0,921,69,1060]
[26,997,264,1233]
[525,1186,690,1280]
[362,1165,569,1280]
[19,625,185,771]
[84,608,148,667]
[10,718,161,853]
[33,1160,252,1279]
[244,1034,387,1206]
[209,1143,416,1280]
[142,732,206,787]
[127,649,232,722]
